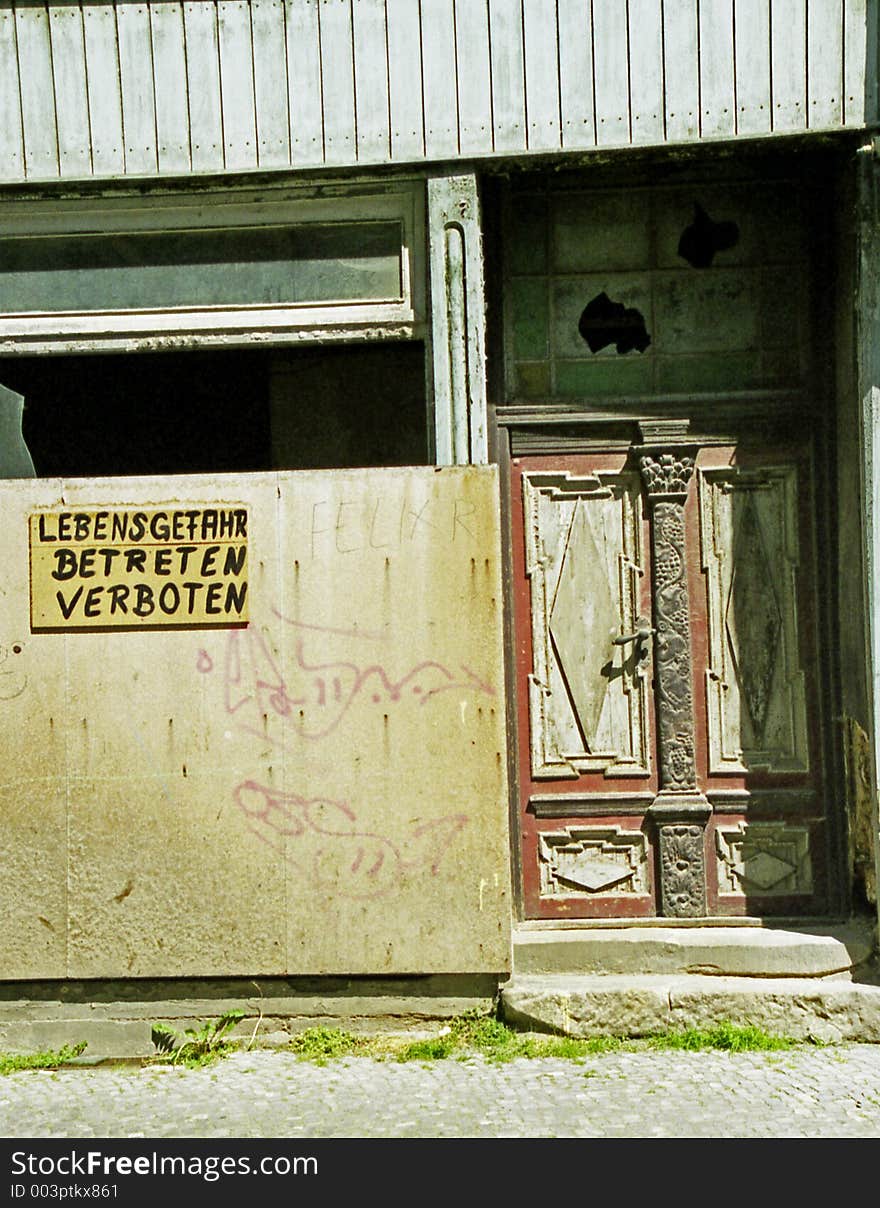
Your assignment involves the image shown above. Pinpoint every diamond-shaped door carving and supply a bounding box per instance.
[524,471,650,778]
[539,827,649,897]
[716,822,812,896]
[726,495,782,744]
[699,467,808,773]
[549,501,617,751]
[742,849,795,891]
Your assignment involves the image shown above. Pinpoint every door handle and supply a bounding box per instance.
[613,623,654,660]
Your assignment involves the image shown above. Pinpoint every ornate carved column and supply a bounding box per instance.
[638,426,710,918]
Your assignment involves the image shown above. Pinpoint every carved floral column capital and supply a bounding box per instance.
[639,450,697,502]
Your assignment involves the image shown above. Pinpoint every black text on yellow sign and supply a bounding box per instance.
[29,506,249,631]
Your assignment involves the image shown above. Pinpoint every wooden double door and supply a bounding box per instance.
[511,429,834,919]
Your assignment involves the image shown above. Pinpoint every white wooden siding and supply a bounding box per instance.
[0,0,871,184]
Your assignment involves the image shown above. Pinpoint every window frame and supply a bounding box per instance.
[0,178,426,355]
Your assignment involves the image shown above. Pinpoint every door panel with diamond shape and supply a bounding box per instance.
[523,468,651,779]
[512,443,829,919]
[699,464,809,774]
[694,443,827,916]
[512,452,659,918]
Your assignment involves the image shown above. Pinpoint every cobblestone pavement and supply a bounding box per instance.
[2,1045,880,1139]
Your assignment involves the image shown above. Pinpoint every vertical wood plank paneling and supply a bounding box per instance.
[117,1,158,175]
[252,0,290,166]
[522,0,561,150]
[771,0,807,129]
[734,0,771,134]
[454,0,492,156]
[218,0,258,169]
[628,0,664,145]
[0,5,24,180]
[286,0,324,165]
[319,0,356,164]
[557,0,595,148]
[48,4,91,176]
[699,0,736,137]
[352,0,391,162]
[0,0,859,183]
[593,0,630,145]
[663,0,700,140]
[421,0,459,157]
[386,0,424,160]
[15,3,60,178]
[844,0,867,125]
[82,2,125,174]
[150,1,191,173]
[808,0,844,127]
[488,0,526,152]
[183,1,224,173]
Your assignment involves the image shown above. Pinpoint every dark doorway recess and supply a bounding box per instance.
[2,342,428,479]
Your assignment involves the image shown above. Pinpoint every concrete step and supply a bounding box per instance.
[500,972,880,1043]
[503,917,880,1041]
[511,919,877,979]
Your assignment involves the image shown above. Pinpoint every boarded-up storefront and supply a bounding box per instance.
[2,467,510,978]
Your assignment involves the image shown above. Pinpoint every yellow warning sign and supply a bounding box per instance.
[29,506,249,631]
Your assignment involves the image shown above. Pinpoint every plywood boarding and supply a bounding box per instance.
[0,0,869,184]
[0,467,511,978]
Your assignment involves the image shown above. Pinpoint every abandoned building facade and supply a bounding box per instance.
[1,0,880,1050]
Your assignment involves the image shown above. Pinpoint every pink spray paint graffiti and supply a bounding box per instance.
[234,779,469,900]
[197,613,490,892]
[197,610,495,744]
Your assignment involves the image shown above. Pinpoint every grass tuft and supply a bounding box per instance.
[0,1042,87,1075]
[283,1011,809,1064]
[645,1022,801,1052]
[288,1026,368,1064]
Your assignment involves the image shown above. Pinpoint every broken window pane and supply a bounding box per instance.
[678,203,740,268]
[578,292,651,354]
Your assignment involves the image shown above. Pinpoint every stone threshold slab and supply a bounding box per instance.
[501,973,880,1043]
[512,920,877,977]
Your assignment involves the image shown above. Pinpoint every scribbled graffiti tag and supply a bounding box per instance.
[234,779,469,899]
[197,612,494,742]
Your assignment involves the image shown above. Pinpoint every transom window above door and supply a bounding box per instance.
[0,180,425,354]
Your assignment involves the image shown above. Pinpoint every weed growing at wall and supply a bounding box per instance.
[285,1012,812,1065]
[140,1008,814,1069]
[0,1041,87,1075]
[150,1010,245,1068]
[287,1026,370,1064]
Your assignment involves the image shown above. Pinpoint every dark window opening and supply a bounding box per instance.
[578,291,651,354]
[678,202,740,268]
[1,343,428,479]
